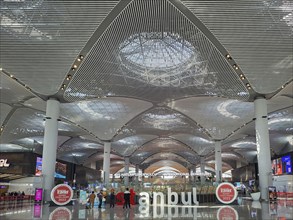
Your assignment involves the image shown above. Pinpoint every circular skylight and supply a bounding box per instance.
[118,32,214,88]
[119,32,195,69]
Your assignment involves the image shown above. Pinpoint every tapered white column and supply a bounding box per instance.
[103,142,111,186]
[135,165,139,186]
[255,97,272,201]
[200,156,205,184]
[124,157,130,186]
[42,98,60,202]
[215,141,222,183]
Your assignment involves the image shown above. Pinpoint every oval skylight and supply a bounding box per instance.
[119,32,195,69]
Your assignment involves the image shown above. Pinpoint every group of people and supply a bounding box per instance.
[2,191,25,201]
[87,188,131,209]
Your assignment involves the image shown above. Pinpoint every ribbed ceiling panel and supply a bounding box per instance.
[0,108,86,144]
[182,0,293,93]
[0,73,34,104]
[131,138,198,165]
[0,104,12,126]
[64,0,249,103]
[0,108,45,143]
[169,97,255,140]
[111,135,157,157]
[0,0,119,95]
[59,97,152,140]
[117,107,207,137]
[171,134,215,156]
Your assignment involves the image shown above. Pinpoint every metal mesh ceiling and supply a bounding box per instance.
[111,135,157,157]
[182,0,293,93]
[0,73,34,104]
[169,97,255,140]
[0,0,292,172]
[0,108,87,144]
[130,137,199,165]
[118,107,205,138]
[57,138,103,154]
[64,0,250,103]
[0,103,12,126]
[0,0,119,95]
[171,134,215,156]
[59,97,152,140]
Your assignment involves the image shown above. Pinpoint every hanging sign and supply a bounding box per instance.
[51,184,73,206]
[216,182,238,204]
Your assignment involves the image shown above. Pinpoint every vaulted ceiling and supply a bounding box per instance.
[0,0,292,175]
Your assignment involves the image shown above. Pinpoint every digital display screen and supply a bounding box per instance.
[272,155,292,175]
[35,157,67,179]
[282,155,292,174]
[35,188,43,201]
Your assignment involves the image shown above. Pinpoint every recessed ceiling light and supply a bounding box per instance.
[66,75,72,80]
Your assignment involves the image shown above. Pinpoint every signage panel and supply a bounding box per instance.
[50,184,73,206]
[216,182,238,204]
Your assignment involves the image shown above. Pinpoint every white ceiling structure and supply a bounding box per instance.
[0,0,292,175]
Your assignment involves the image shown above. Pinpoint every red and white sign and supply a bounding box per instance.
[216,182,238,204]
[50,184,73,206]
[217,206,239,220]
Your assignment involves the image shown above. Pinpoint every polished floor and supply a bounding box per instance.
[0,198,293,219]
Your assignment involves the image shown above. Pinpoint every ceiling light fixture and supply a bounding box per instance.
[226,54,232,60]
[66,75,72,80]
[239,74,245,80]
[77,55,84,61]
[233,64,239,70]
[246,83,251,89]
[61,84,66,90]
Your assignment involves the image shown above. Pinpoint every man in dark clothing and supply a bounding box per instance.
[109,189,115,208]
[97,190,103,208]
[123,188,131,209]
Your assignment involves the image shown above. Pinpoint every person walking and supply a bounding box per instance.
[109,189,115,208]
[88,191,96,209]
[123,188,131,209]
[97,190,103,208]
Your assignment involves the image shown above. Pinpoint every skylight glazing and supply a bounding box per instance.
[118,32,211,88]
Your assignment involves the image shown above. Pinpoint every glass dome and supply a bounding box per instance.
[118,32,214,88]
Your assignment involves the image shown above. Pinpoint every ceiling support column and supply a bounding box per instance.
[135,165,139,186]
[124,157,130,186]
[254,97,272,201]
[200,156,206,184]
[42,98,60,202]
[103,141,111,187]
[215,141,222,183]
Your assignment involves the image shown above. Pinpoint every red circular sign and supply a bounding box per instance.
[50,184,73,206]
[216,182,238,204]
[217,206,238,220]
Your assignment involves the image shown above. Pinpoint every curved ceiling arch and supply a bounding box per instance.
[140,152,192,167]
[144,160,189,174]
[1,0,292,181]
[63,0,252,103]
[130,137,200,165]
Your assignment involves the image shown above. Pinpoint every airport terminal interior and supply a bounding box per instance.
[0,0,292,219]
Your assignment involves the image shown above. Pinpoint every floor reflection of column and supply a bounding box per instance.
[261,202,270,219]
